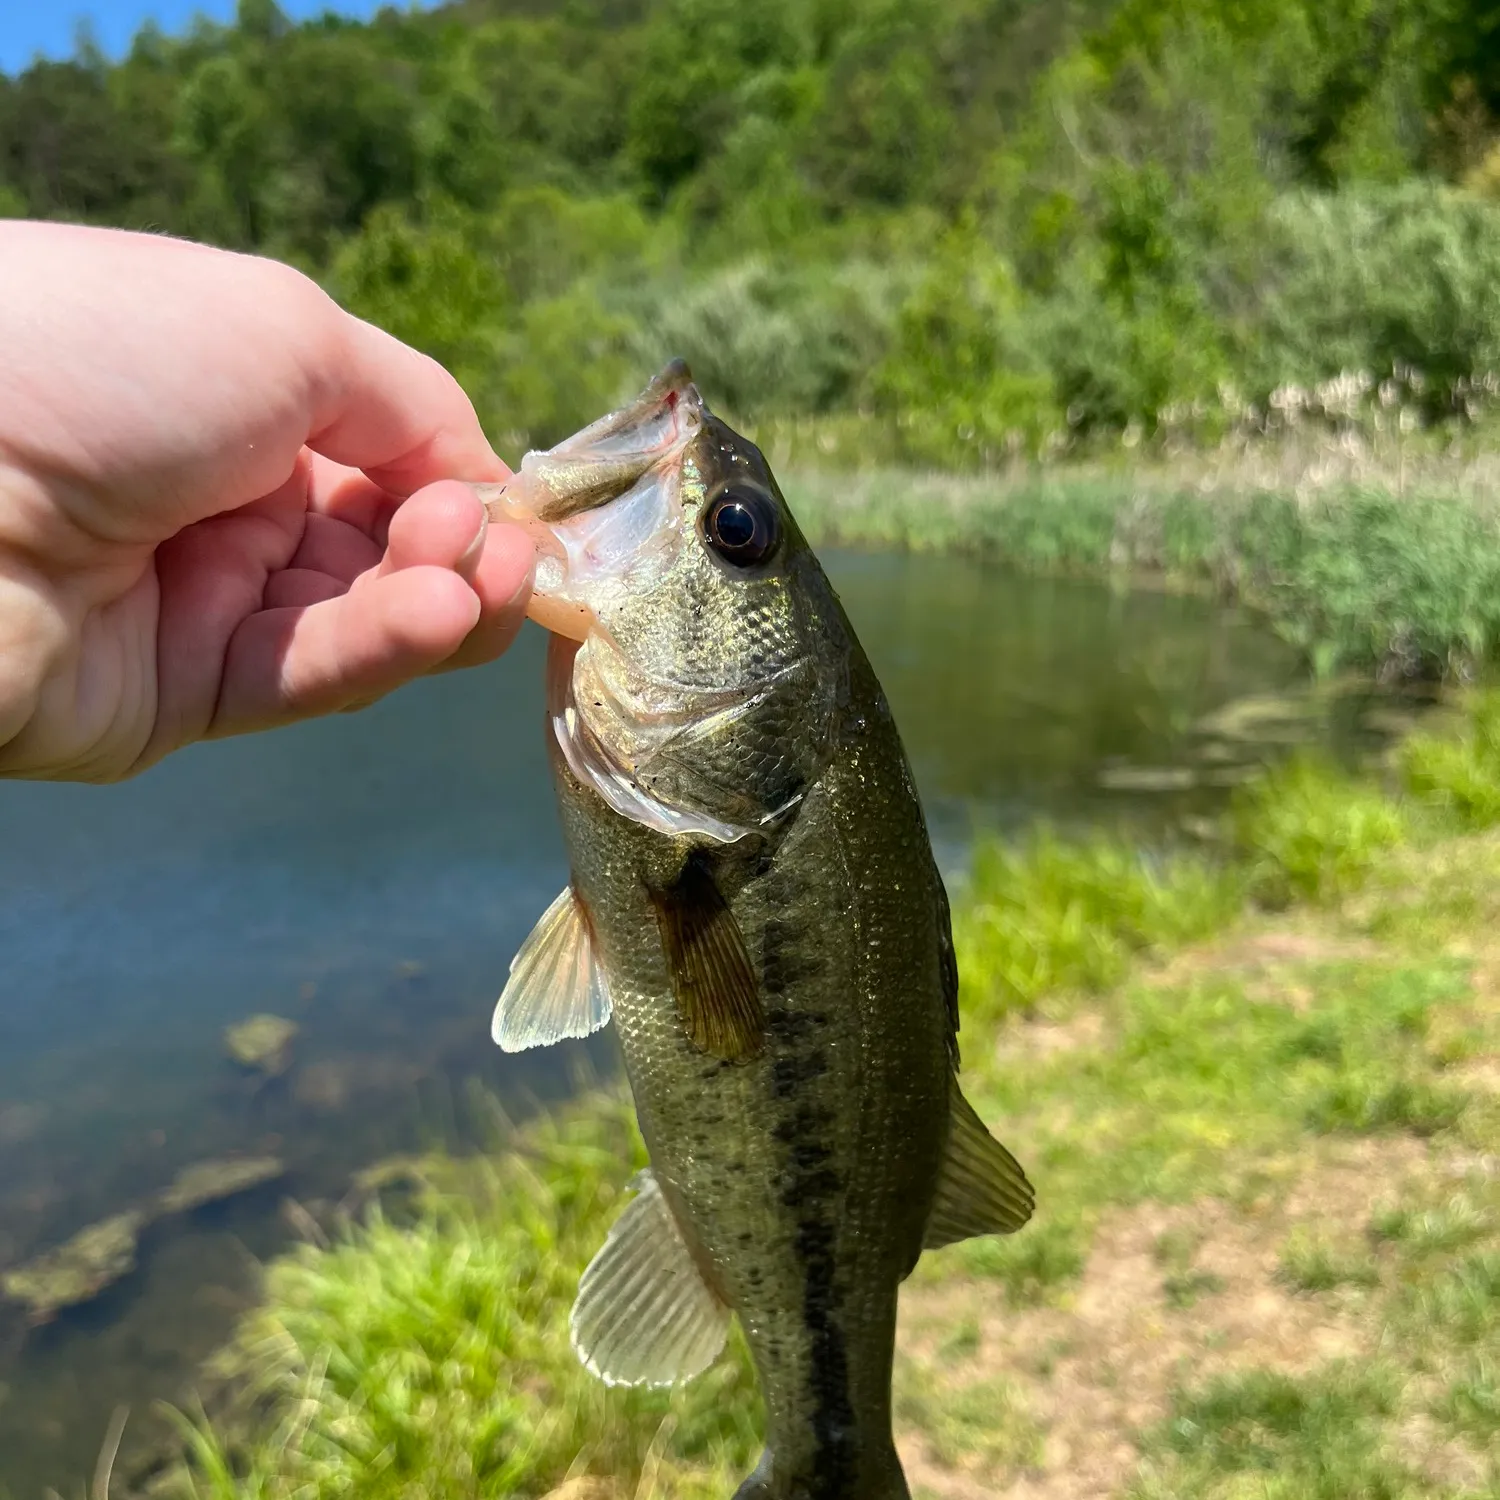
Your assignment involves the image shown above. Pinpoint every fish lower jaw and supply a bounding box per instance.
[528,593,594,640]
[467,492,593,640]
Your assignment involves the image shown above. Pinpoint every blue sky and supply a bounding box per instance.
[0,1,431,74]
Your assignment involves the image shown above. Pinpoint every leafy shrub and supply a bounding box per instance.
[869,219,1058,462]
[1029,273,1231,434]
[629,257,905,419]
[490,185,653,305]
[1255,185,1500,405]
[489,285,639,452]
[327,201,506,391]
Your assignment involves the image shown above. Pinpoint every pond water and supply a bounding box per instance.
[0,550,1415,1494]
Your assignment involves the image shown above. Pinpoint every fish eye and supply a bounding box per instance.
[702,484,781,569]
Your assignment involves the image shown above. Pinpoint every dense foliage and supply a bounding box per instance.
[8,0,1500,459]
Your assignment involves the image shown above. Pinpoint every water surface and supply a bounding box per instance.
[0,552,1400,1492]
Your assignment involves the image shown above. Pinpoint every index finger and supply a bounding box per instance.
[306,311,513,496]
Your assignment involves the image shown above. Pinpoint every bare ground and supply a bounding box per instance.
[894,1139,1460,1499]
[893,915,1500,1500]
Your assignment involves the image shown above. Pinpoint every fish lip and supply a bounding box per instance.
[476,361,703,527]
[474,362,706,640]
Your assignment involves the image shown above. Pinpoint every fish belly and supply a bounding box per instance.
[560,735,951,1500]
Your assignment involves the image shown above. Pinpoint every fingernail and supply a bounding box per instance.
[456,511,489,575]
[505,539,537,608]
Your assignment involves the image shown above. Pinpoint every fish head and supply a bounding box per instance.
[479,361,850,844]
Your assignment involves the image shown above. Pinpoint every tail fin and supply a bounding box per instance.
[731,1447,911,1499]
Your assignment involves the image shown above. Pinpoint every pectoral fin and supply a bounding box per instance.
[924,1076,1035,1248]
[570,1168,730,1387]
[492,886,612,1052]
[652,860,764,1062]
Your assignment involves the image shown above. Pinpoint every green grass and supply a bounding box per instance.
[1414,1252,1500,1347]
[161,1105,760,1500]
[953,828,1242,1023]
[892,1366,1041,1473]
[1153,1227,1227,1309]
[1306,1073,1471,1137]
[1136,1365,1422,1500]
[951,956,1474,1265]
[1368,1194,1491,1256]
[1437,1360,1500,1442]
[1230,756,1408,906]
[1275,1231,1380,1294]
[1401,691,1500,828]
[953,1215,1088,1303]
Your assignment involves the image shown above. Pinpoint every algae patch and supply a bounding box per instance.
[1,1212,146,1325]
[223,1014,299,1077]
[156,1156,286,1215]
[1,1156,286,1325]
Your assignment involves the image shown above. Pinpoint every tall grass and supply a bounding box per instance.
[1401,691,1500,826]
[1230,757,1407,906]
[953,831,1240,1024]
[787,467,1500,680]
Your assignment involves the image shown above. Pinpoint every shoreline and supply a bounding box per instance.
[116,696,1500,1500]
[787,452,1500,681]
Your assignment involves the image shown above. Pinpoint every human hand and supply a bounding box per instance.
[0,221,533,781]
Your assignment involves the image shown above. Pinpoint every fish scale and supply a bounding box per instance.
[558,688,945,1498]
[485,364,1034,1500]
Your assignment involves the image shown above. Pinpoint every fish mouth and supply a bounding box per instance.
[476,360,704,641]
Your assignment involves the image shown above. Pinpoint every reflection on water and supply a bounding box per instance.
[0,552,1404,1492]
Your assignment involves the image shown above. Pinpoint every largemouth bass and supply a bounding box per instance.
[480,363,1033,1500]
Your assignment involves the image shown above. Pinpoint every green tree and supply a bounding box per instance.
[626,0,813,198]
[805,3,954,208]
[327,201,507,394]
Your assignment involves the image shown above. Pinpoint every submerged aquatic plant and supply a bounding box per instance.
[222,1016,299,1079]
[1,1212,145,1327]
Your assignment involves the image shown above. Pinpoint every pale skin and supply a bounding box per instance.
[0,221,535,782]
